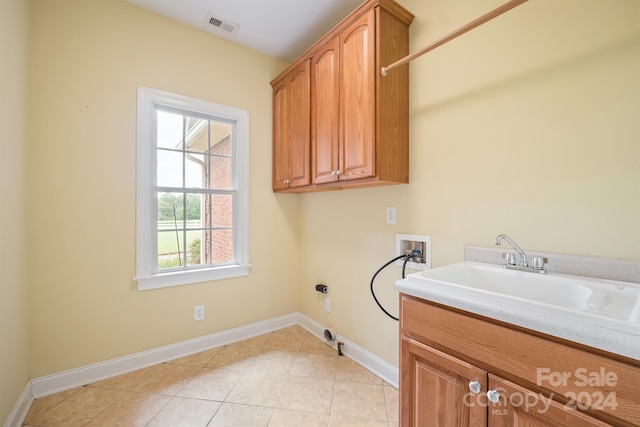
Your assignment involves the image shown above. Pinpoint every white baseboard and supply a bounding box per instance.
[297,314,399,388]
[3,382,33,427]
[10,311,397,426]
[31,312,298,398]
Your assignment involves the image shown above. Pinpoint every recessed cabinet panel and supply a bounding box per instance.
[272,83,290,190]
[339,10,375,181]
[288,63,311,187]
[311,38,340,185]
[401,337,487,427]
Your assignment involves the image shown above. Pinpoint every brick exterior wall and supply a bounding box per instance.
[204,135,233,264]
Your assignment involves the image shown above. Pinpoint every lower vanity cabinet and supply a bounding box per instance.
[401,337,612,427]
[399,294,640,427]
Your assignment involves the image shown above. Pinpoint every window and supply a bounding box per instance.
[135,87,250,290]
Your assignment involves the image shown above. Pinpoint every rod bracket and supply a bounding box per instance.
[380,67,388,77]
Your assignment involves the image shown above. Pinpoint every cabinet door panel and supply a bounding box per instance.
[339,10,375,181]
[401,337,487,427]
[288,60,311,187]
[311,38,340,184]
[272,82,290,190]
[488,375,613,427]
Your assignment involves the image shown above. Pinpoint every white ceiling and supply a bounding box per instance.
[122,0,365,62]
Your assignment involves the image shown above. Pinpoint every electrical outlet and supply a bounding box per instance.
[324,298,331,313]
[194,305,205,321]
[386,206,396,225]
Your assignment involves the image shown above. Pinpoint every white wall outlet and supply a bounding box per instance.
[324,297,331,313]
[386,206,396,225]
[194,305,205,321]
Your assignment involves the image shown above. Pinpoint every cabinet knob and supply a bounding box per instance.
[468,381,481,394]
[283,179,291,185]
[331,170,337,176]
[336,169,342,176]
[487,389,501,403]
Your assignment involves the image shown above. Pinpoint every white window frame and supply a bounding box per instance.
[134,86,250,291]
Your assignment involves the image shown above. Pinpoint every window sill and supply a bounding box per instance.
[134,264,251,291]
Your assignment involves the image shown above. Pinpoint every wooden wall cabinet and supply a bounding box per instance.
[271,0,413,192]
[400,295,640,427]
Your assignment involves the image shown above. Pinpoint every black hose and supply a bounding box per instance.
[370,254,416,321]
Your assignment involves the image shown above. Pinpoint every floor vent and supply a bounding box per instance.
[205,13,240,35]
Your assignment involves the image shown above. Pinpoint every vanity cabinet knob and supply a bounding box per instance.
[283,179,291,185]
[487,389,501,403]
[468,381,481,394]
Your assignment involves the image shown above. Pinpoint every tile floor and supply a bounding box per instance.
[23,325,399,426]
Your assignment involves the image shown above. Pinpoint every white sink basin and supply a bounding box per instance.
[402,261,640,335]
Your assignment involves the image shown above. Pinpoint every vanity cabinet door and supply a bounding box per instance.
[401,337,487,427]
[487,375,613,427]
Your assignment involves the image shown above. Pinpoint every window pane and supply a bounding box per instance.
[211,194,233,227]
[210,155,232,190]
[157,191,185,226]
[185,193,204,229]
[185,116,209,154]
[157,149,183,188]
[211,229,233,264]
[158,230,183,269]
[185,153,207,189]
[210,122,232,156]
[186,230,205,267]
[157,110,184,149]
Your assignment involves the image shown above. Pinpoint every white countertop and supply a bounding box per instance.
[396,272,640,361]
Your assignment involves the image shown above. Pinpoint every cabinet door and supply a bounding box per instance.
[311,38,340,184]
[488,375,613,427]
[271,61,310,190]
[339,9,375,181]
[272,81,290,190]
[288,60,311,188]
[401,337,487,427]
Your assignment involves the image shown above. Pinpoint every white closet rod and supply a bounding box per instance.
[381,0,529,76]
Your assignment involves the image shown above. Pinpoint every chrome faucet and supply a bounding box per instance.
[494,234,547,274]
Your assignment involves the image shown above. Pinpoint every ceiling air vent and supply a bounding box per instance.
[205,13,240,35]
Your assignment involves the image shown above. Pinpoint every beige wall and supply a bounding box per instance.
[4,0,639,417]
[27,0,297,377]
[299,0,640,366]
[0,0,30,421]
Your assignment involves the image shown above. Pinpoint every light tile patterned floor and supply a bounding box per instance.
[23,325,399,426]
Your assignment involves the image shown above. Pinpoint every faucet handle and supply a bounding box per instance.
[532,256,548,270]
[503,253,516,266]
